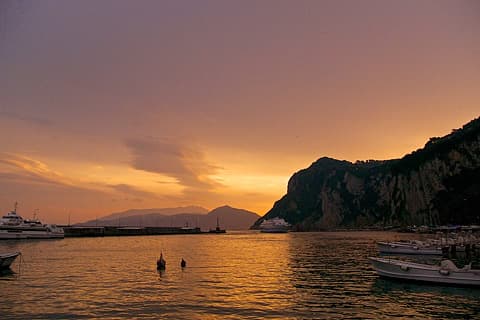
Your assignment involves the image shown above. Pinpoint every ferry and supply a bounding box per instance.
[260,217,291,233]
[0,203,64,239]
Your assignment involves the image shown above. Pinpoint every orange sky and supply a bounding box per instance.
[0,1,479,223]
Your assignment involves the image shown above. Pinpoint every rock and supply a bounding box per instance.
[253,117,480,230]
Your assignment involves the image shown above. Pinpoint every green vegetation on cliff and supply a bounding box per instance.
[254,117,480,230]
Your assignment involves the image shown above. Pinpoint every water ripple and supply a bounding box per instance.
[1,231,479,319]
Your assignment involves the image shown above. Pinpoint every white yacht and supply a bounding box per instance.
[0,203,64,239]
[260,217,291,233]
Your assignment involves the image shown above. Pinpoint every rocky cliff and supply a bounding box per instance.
[254,117,480,230]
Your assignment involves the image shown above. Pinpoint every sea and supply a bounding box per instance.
[1,231,479,319]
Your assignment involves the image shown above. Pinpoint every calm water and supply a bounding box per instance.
[1,231,479,319]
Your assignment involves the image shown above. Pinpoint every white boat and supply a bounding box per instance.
[0,252,20,269]
[0,203,64,239]
[369,257,480,286]
[260,217,290,233]
[377,241,443,255]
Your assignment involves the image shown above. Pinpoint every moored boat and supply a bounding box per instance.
[0,252,21,269]
[208,217,226,233]
[369,257,480,286]
[377,241,443,255]
[0,203,64,239]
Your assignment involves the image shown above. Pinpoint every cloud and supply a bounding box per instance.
[125,138,222,191]
[108,183,156,200]
[0,154,160,199]
[0,153,164,222]
[0,153,69,186]
[0,111,53,126]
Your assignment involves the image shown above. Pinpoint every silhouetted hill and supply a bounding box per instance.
[253,117,480,230]
[205,205,260,229]
[100,206,208,220]
[78,205,260,230]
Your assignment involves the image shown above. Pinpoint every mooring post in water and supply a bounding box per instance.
[465,243,471,260]
[442,246,449,258]
[450,244,456,258]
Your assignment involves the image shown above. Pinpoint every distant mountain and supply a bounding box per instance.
[205,206,260,230]
[78,205,260,230]
[100,206,209,220]
[253,117,480,230]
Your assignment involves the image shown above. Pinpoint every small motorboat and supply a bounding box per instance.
[0,252,21,270]
[369,257,480,286]
[157,253,166,270]
[377,241,443,255]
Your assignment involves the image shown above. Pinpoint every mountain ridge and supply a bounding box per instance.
[100,206,209,220]
[78,205,260,230]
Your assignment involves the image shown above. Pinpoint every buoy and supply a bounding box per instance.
[157,253,166,270]
[181,258,186,268]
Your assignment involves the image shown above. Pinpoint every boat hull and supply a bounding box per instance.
[377,242,442,255]
[369,257,480,286]
[0,229,64,239]
[0,252,20,269]
[260,229,289,233]
[208,229,226,233]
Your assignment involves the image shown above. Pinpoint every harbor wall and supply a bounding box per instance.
[62,226,202,237]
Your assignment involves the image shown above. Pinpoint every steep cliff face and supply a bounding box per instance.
[254,117,480,230]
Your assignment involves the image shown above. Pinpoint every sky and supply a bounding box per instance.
[0,0,479,223]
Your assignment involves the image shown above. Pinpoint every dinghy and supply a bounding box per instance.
[0,252,20,269]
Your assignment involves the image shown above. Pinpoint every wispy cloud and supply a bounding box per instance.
[0,153,136,223]
[0,154,164,200]
[0,153,69,186]
[125,138,222,192]
[108,183,157,200]
[0,153,163,217]
[0,111,53,126]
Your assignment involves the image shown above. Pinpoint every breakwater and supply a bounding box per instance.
[63,226,203,237]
